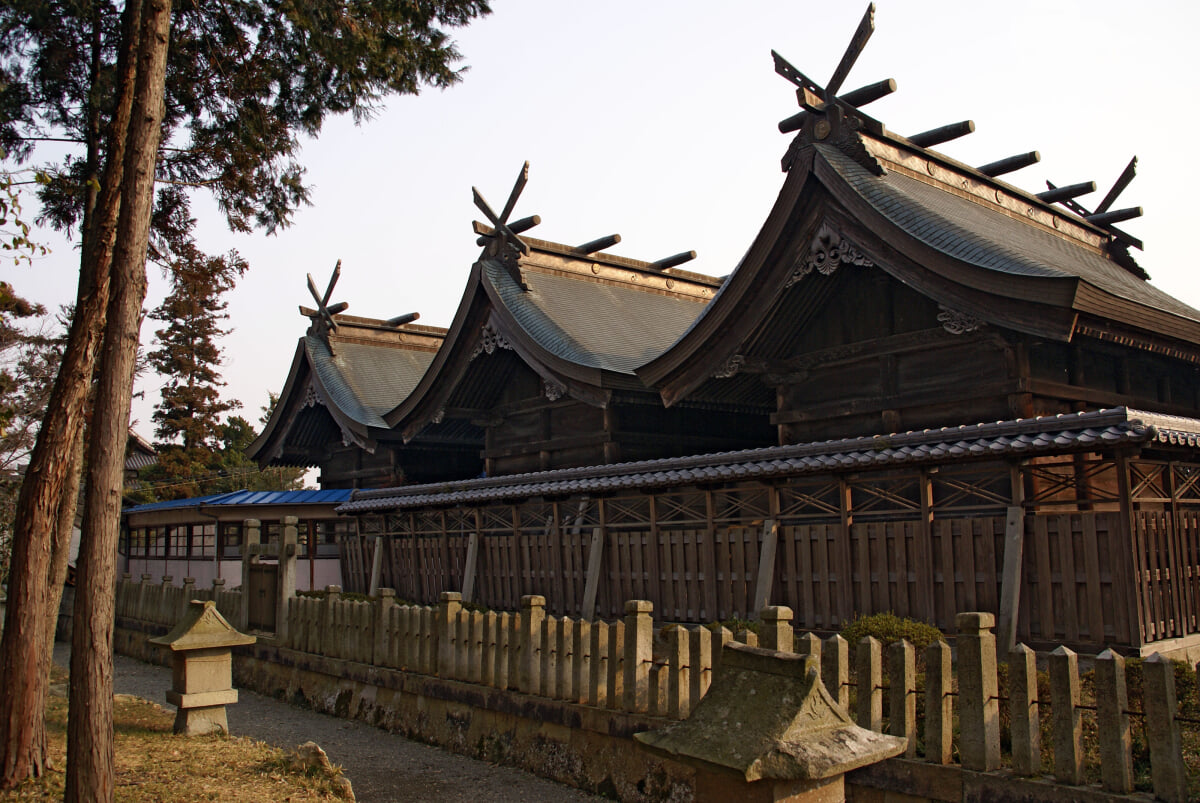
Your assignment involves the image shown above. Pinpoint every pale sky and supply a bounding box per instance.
[9,1,1200,442]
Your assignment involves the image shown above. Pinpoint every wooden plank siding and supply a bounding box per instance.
[343,459,1200,649]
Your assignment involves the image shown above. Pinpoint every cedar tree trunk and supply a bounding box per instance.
[66,0,171,796]
[0,1,144,788]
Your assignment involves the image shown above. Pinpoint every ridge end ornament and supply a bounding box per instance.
[787,224,874,287]
[471,323,512,360]
[937,306,983,335]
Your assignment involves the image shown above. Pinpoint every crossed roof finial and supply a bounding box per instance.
[473,161,533,257]
[303,260,349,334]
[472,162,544,287]
[772,5,893,172]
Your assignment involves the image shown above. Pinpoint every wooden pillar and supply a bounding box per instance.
[703,491,720,622]
[1164,461,1191,636]
[646,493,661,614]
[997,462,1026,653]
[839,477,856,626]
[408,511,422,604]
[917,470,936,624]
[439,509,452,597]
[751,518,779,616]
[1115,450,1146,648]
[461,528,480,604]
[581,526,605,621]
[550,501,565,615]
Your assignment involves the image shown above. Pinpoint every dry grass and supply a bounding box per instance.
[1,669,351,802]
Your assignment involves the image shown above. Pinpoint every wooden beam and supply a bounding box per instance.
[1114,451,1146,648]
[1086,206,1142,227]
[751,518,779,616]
[652,251,697,270]
[368,535,384,597]
[576,234,621,255]
[997,500,1025,654]
[977,151,1040,177]
[825,3,876,98]
[778,78,896,133]
[1094,156,1137,215]
[461,528,480,604]
[907,120,975,149]
[1036,181,1095,205]
[581,526,605,621]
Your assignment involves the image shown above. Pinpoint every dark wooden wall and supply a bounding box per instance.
[341,456,1200,650]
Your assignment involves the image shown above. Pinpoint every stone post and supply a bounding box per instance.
[1095,648,1133,793]
[856,636,882,732]
[925,641,952,764]
[238,519,261,632]
[540,615,558,698]
[794,632,821,664]
[138,573,153,623]
[956,612,1000,771]
[276,516,299,643]
[590,620,609,708]
[1144,653,1188,803]
[374,589,396,666]
[1008,643,1040,776]
[437,591,463,679]
[519,595,545,694]
[606,620,625,709]
[822,634,849,711]
[668,625,691,719]
[572,619,591,704]
[624,600,654,713]
[759,605,793,652]
[1049,646,1083,785]
[689,626,714,705]
[889,639,916,757]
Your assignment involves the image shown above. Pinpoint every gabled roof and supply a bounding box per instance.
[340,408,1190,513]
[385,232,721,441]
[638,68,1200,407]
[248,313,445,466]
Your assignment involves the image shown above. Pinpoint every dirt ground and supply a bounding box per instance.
[53,643,606,803]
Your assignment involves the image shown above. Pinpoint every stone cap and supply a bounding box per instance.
[635,641,905,782]
[148,600,256,651]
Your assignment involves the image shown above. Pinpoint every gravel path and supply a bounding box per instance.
[53,644,605,803]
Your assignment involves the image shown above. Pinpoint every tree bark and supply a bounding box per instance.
[0,1,143,788]
[66,0,171,799]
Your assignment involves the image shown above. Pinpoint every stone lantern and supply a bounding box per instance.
[636,642,906,802]
[148,599,256,735]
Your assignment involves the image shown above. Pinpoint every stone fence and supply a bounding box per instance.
[115,573,243,628]
[113,574,1196,801]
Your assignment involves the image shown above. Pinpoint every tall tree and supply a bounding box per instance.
[145,189,246,499]
[68,0,172,797]
[0,0,491,790]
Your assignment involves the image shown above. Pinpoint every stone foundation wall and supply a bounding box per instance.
[114,616,1180,803]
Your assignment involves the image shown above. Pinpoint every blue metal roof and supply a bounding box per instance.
[124,488,354,514]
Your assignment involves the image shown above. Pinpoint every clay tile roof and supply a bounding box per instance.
[338,407,1186,514]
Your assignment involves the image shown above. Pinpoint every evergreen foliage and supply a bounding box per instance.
[839,611,945,653]
[144,192,245,498]
[3,0,492,237]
